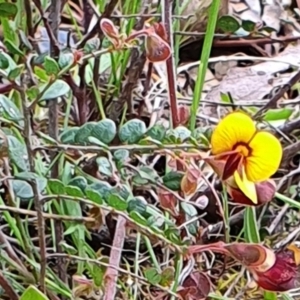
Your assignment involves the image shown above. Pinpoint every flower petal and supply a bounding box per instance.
[211,112,256,155]
[246,131,282,182]
[234,168,257,204]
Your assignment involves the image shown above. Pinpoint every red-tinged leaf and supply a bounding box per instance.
[152,22,168,42]
[226,179,276,206]
[145,33,171,63]
[223,152,242,180]
[225,243,276,272]
[178,272,211,300]
[204,156,226,178]
[177,105,190,126]
[158,189,178,216]
[167,157,177,170]
[253,249,300,292]
[73,50,84,64]
[181,168,201,196]
[100,18,121,46]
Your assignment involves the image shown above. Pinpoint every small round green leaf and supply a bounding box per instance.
[59,127,79,144]
[242,20,257,32]
[127,198,147,215]
[84,38,100,54]
[0,94,22,122]
[12,172,47,199]
[113,149,129,161]
[217,15,240,33]
[58,52,74,69]
[65,185,85,197]
[89,181,112,200]
[106,194,128,211]
[8,65,24,81]
[119,119,146,144]
[90,119,116,144]
[162,171,184,191]
[167,126,191,142]
[0,52,9,69]
[48,179,65,194]
[7,135,28,171]
[69,176,88,192]
[147,124,166,141]
[43,56,60,75]
[40,80,70,101]
[4,39,24,56]
[129,211,148,226]
[74,122,97,145]
[85,187,103,204]
[97,156,112,177]
[144,268,162,285]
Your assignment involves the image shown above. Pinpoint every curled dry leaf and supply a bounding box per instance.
[158,188,178,216]
[178,271,211,300]
[177,105,190,126]
[181,168,201,196]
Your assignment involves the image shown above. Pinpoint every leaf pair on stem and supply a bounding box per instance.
[100,18,171,63]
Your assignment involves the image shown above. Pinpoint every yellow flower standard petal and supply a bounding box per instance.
[246,131,282,182]
[234,168,257,204]
[211,112,256,155]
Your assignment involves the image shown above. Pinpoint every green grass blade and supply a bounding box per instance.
[189,0,221,130]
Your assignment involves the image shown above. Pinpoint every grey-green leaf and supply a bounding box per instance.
[12,173,47,199]
[97,156,112,177]
[40,80,70,101]
[119,119,146,144]
[0,94,22,122]
[90,119,116,144]
[74,122,97,145]
[7,135,28,171]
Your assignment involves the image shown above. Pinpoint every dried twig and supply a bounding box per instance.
[0,270,18,300]
[162,0,179,128]
[19,87,47,292]
[253,69,300,118]
[103,216,127,300]
[0,206,95,222]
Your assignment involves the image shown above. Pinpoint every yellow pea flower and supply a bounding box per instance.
[210,112,282,204]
